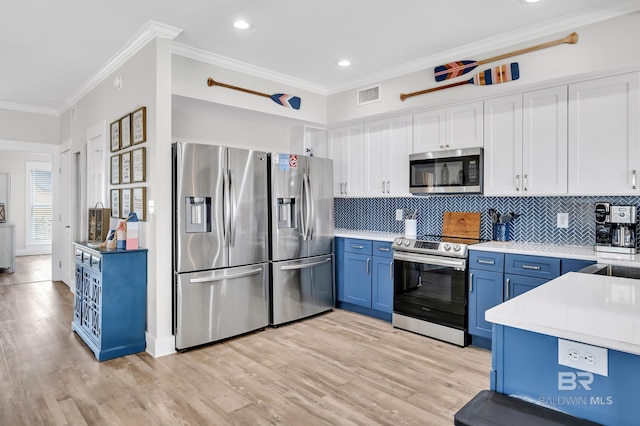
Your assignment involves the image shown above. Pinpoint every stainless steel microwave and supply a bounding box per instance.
[409,148,483,195]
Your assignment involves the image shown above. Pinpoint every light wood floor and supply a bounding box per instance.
[0,254,52,285]
[0,279,491,426]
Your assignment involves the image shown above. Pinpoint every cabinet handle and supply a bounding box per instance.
[505,277,510,299]
[386,181,390,193]
[477,259,495,265]
[469,272,474,293]
[634,170,637,190]
[515,174,520,191]
[524,174,528,192]
[389,261,393,278]
[344,182,348,195]
[440,145,444,148]
[366,258,371,274]
[378,247,390,252]
[352,245,364,249]
[382,181,385,194]
[445,144,450,148]
[521,264,542,271]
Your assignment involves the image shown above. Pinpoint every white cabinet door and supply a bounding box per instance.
[523,86,568,195]
[329,124,364,197]
[363,115,412,197]
[447,101,484,150]
[413,109,445,153]
[386,114,412,196]
[412,101,483,153]
[568,73,640,195]
[483,94,523,196]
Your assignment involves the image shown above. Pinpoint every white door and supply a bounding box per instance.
[568,73,640,195]
[447,101,484,150]
[363,119,387,196]
[386,114,412,196]
[59,147,72,287]
[483,94,523,196]
[413,108,445,153]
[86,122,107,207]
[344,124,364,197]
[523,86,568,195]
[329,128,346,196]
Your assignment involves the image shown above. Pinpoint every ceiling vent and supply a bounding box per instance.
[357,85,381,106]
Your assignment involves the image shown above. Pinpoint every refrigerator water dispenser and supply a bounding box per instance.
[277,198,296,229]
[185,196,211,233]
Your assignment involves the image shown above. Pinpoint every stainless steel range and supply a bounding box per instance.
[392,235,476,347]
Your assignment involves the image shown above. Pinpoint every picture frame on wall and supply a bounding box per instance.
[120,113,132,149]
[121,188,131,219]
[110,189,120,218]
[132,106,146,144]
[110,119,121,152]
[132,187,146,221]
[132,147,146,182]
[0,203,5,223]
[110,154,120,185]
[120,151,131,184]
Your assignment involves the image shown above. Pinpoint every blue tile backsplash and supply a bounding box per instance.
[334,196,640,246]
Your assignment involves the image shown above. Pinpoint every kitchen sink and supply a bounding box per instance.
[578,263,640,280]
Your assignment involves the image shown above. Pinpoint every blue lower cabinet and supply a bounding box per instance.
[335,237,393,321]
[505,274,549,299]
[343,252,372,308]
[468,269,504,339]
[72,243,148,361]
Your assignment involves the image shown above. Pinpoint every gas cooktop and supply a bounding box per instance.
[393,234,484,258]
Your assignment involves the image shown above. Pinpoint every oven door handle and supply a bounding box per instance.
[393,251,466,270]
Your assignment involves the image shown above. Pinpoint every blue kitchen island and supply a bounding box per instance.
[486,271,640,425]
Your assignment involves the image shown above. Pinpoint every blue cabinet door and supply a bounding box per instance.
[372,255,393,313]
[344,252,372,308]
[335,237,346,302]
[505,274,548,299]
[468,269,504,339]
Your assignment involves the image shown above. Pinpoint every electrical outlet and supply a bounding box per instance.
[395,209,403,221]
[557,212,569,228]
[558,338,608,376]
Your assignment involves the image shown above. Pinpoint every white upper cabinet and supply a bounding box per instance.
[413,101,483,153]
[484,86,568,196]
[363,115,412,197]
[329,124,364,197]
[568,72,640,195]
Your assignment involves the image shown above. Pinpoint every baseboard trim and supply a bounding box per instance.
[145,333,176,358]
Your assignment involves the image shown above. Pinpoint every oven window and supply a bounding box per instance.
[393,259,466,329]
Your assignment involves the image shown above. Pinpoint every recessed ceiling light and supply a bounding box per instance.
[233,20,250,30]
[521,0,540,3]
[337,60,351,67]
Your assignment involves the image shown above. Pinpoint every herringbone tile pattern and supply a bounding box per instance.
[334,196,640,245]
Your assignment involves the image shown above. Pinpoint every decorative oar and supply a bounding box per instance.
[400,62,520,101]
[434,32,578,82]
[207,77,301,110]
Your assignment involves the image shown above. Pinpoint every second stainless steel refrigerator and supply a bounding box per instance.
[268,153,335,326]
[173,142,269,350]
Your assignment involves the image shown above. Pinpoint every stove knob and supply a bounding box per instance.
[404,240,411,247]
[443,243,451,251]
[395,238,403,246]
[453,244,461,252]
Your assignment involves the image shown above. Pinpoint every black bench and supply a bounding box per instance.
[455,390,602,426]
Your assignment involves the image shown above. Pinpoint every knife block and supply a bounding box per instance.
[493,223,512,241]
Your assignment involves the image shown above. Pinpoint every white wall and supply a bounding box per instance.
[172,107,291,153]
[0,108,59,145]
[0,151,53,255]
[328,11,640,124]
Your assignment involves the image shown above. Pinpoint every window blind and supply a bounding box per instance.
[28,163,52,244]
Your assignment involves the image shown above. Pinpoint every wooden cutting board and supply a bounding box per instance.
[442,212,481,240]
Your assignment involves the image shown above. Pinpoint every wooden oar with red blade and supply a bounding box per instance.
[434,32,578,82]
[401,62,520,101]
[207,77,301,110]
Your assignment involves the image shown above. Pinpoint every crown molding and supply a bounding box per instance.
[58,21,182,114]
[172,43,328,96]
[0,101,59,116]
[327,3,640,94]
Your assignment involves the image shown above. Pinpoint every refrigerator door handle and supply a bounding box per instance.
[222,167,229,245]
[228,169,237,247]
[300,173,308,241]
[188,267,263,284]
[280,257,332,270]
[306,173,315,240]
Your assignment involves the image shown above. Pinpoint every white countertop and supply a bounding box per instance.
[335,229,402,242]
[486,272,640,355]
[470,240,640,267]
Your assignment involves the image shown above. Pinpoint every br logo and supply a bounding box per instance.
[558,372,594,391]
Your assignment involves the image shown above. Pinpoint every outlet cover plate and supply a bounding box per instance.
[396,209,403,221]
[558,338,608,376]
[557,212,569,228]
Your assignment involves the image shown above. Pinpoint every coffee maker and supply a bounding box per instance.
[594,202,639,254]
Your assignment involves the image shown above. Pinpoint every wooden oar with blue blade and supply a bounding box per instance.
[207,77,301,110]
[401,62,520,101]
[434,32,577,82]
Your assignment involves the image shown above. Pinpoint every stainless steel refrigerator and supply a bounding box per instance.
[173,142,269,350]
[268,153,334,326]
